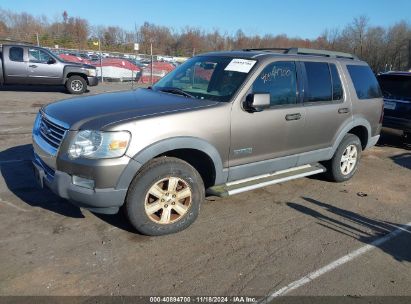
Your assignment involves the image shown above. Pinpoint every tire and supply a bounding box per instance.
[325,133,362,183]
[66,75,87,94]
[124,157,205,236]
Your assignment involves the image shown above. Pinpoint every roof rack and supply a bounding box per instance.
[242,47,358,60]
[242,47,289,53]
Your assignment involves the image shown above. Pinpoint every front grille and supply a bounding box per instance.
[39,115,67,149]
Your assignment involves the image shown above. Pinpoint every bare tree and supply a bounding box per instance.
[1,8,411,72]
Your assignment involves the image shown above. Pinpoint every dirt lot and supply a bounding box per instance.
[0,83,410,297]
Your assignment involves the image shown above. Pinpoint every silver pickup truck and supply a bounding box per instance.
[0,44,98,94]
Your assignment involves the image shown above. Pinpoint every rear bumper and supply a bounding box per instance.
[87,76,99,86]
[383,116,411,132]
[366,135,380,149]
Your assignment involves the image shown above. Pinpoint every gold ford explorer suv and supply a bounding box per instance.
[32,48,383,235]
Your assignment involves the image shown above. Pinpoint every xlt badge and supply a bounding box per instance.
[233,147,253,155]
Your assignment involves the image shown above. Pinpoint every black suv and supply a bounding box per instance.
[377,72,411,141]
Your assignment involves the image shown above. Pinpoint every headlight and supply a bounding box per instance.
[87,68,97,77]
[68,130,131,159]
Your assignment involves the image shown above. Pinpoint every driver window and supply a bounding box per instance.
[29,48,53,64]
[170,62,216,91]
[251,61,298,107]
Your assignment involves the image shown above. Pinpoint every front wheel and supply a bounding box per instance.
[325,133,362,182]
[66,75,87,94]
[124,157,204,236]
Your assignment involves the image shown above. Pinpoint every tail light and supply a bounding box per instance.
[379,103,384,123]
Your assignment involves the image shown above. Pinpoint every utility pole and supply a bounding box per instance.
[36,33,40,46]
[133,43,139,89]
[408,39,411,71]
[99,38,103,83]
[150,43,153,85]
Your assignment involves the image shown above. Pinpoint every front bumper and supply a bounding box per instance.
[87,76,99,86]
[383,116,411,132]
[31,112,142,214]
[33,155,127,214]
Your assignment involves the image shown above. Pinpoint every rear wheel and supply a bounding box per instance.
[325,133,362,182]
[124,157,204,236]
[66,75,87,94]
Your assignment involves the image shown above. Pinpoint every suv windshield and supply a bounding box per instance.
[378,74,411,101]
[153,56,256,102]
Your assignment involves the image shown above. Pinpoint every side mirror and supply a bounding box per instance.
[245,93,270,112]
[47,58,56,64]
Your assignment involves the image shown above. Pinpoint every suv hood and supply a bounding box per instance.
[43,88,219,130]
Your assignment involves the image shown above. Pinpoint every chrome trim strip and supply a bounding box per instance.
[41,111,70,130]
[33,130,58,156]
[226,164,312,186]
[384,98,411,104]
[32,112,68,157]
[227,168,325,196]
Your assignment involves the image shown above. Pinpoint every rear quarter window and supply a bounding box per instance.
[347,65,382,100]
[9,47,24,62]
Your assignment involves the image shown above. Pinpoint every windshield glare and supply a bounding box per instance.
[153,56,255,102]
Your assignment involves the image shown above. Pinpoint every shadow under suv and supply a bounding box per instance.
[32,48,383,235]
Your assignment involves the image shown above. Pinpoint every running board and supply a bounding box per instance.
[207,164,326,197]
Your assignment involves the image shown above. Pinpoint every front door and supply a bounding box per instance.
[229,60,306,181]
[28,48,62,84]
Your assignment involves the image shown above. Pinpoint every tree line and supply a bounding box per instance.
[1,8,410,72]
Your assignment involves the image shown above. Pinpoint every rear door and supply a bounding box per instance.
[296,61,351,160]
[3,46,28,83]
[28,48,63,84]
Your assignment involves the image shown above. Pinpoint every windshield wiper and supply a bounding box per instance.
[157,87,195,99]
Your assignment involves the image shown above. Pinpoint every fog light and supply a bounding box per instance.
[72,175,95,189]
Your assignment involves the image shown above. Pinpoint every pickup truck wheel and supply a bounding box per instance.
[326,133,362,182]
[66,76,87,94]
[124,157,204,236]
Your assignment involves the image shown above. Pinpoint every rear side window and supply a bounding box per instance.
[330,64,343,100]
[251,61,298,106]
[9,47,24,62]
[303,62,332,102]
[347,65,382,99]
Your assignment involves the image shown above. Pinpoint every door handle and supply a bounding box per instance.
[29,64,38,68]
[285,113,302,121]
[338,107,350,114]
